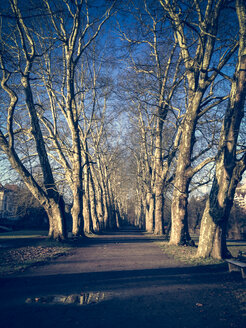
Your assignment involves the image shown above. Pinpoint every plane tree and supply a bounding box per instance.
[197,0,246,259]
[0,0,67,240]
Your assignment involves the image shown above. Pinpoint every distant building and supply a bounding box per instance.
[0,184,19,220]
[234,182,246,210]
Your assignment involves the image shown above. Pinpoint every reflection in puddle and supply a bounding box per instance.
[26,292,104,305]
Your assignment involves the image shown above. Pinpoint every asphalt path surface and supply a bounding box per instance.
[0,227,245,328]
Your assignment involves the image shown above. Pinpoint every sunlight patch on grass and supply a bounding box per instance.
[158,239,246,266]
[157,241,223,266]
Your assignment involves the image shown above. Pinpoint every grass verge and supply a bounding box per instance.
[157,239,246,266]
[157,241,223,266]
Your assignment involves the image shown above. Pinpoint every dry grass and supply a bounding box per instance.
[158,242,223,266]
[157,239,246,266]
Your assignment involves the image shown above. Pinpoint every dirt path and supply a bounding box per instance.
[0,227,245,328]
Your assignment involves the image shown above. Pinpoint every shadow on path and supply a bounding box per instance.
[0,226,245,328]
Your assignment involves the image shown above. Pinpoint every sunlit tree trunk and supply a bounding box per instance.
[169,102,201,244]
[103,190,110,230]
[70,127,84,237]
[46,198,67,240]
[83,194,92,234]
[145,192,155,232]
[95,176,104,231]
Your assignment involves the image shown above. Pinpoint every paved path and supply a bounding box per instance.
[0,227,245,328]
[20,227,182,276]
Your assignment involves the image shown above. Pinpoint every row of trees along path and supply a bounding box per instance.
[0,0,246,260]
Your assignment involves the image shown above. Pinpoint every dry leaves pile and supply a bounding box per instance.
[0,246,68,275]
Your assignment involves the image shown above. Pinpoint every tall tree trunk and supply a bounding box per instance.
[154,183,164,235]
[95,180,104,231]
[197,158,246,258]
[108,180,117,230]
[169,105,200,244]
[197,0,246,258]
[145,192,155,232]
[46,198,67,240]
[71,130,84,237]
[81,158,93,234]
[65,49,84,237]
[98,163,110,230]
[153,114,165,234]
[103,190,110,230]
[83,193,92,234]
[21,66,67,240]
[89,169,100,233]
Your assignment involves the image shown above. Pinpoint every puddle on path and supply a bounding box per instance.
[26,292,105,306]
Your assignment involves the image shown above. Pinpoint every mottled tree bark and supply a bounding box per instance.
[169,104,201,244]
[95,176,104,231]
